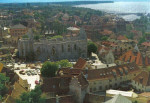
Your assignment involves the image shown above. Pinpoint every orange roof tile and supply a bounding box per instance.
[73,58,87,69]
[82,63,141,81]
[120,50,150,66]
[117,35,128,40]
[133,71,150,86]
[142,42,150,46]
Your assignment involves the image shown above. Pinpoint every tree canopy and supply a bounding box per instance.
[87,41,97,56]
[41,60,72,77]
[0,73,9,101]
[41,61,59,77]
[56,59,72,68]
[100,36,108,41]
[16,86,45,103]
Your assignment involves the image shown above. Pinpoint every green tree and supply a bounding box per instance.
[16,86,45,103]
[139,37,146,44]
[41,61,59,77]
[0,73,9,101]
[34,35,40,40]
[22,35,29,39]
[88,41,97,56]
[56,59,72,68]
[126,33,134,39]
[101,36,108,41]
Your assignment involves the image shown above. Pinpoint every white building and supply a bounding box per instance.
[106,89,138,98]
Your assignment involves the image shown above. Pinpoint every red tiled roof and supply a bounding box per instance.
[142,42,150,47]
[133,71,150,86]
[119,50,150,66]
[100,29,113,35]
[73,58,87,69]
[82,63,141,81]
[117,35,128,40]
[57,68,82,76]
[59,63,141,81]
[77,73,89,89]
[41,76,71,94]
[101,41,117,47]
[42,70,88,93]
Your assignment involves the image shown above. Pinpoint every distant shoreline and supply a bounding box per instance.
[0,1,114,5]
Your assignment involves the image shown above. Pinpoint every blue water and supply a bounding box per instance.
[0,0,149,3]
[75,1,150,21]
[76,2,150,13]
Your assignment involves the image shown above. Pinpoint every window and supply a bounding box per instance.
[74,44,77,50]
[109,79,112,82]
[68,45,71,52]
[105,85,108,90]
[52,46,56,55]
[99,86,102,90]
[37,47,41,55]
[90,88,92,92]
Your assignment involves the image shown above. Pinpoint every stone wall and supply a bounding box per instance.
[18,28,87,61]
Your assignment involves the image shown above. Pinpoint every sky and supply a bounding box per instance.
[0,0,149,3]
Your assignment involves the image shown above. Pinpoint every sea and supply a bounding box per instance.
[75,1,150,21]
[0,1,150,21]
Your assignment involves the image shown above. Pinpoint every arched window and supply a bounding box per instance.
[37,47,41,55]
[74,44,77,51]
[62,45,64,52]
[68,45,70,52]
[52,46,56,55]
